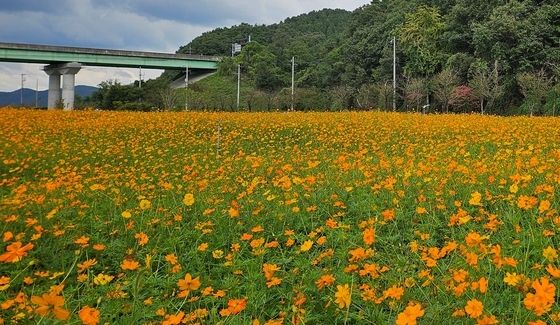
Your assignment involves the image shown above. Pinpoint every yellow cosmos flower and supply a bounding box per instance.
[300,240,313,252]
[334,284,351,309]
[543,246,557,262]
[183,193,195,206]
[139,199,151,210]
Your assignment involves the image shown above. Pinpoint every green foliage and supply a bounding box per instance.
[398,5,447,77]
[432,68,459,113]
[90,78,173,111]
[517,70,552,116]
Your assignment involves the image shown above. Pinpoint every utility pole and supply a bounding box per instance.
[185,66,189,111]
[20,74,26,106]
[139,67,143,89]
[237,64,241,110]
[392,36,397,112]
[35,79,39,108]
[291,56,295,111]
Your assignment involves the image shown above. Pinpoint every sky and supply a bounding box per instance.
[0,0,369,91]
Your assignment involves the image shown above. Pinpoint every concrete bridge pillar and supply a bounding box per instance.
[45,71,61,110]
[44,62,82,110]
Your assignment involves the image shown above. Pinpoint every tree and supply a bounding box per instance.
[469,62,503,115]
[403,77,428,112]
[517,70,552,116]
[159,87,179,111]
[449,85,477,113]
[237,42,284,91]
[355,84,377,110]
[544,83,560,116]
[91,80,142,110]
[218,57,237,79]
[331,86,354,111]
[375,81,393,111]
[398,5,446,77]
[432,68,459,113]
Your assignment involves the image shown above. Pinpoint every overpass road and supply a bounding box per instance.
[0,42,220,109]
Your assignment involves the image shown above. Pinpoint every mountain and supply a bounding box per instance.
[0,85,97,107]
[179,9,353,58]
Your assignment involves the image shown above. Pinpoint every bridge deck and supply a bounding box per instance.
[0,42,219,70]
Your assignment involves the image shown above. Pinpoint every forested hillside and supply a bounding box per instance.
[92,1,559,114]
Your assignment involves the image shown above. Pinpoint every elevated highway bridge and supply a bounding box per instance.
[0,42,220,109]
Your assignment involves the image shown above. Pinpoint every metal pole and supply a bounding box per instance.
[185,66,189,111]
[139,67,142,89]
[35,79,39,108]
[20,74,26,106]
[392,36,397,112]
[291,57,295,111]
[237,64,241,110]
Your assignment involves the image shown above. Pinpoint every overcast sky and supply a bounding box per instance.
[0,0,368,91]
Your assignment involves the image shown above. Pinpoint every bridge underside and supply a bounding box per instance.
[0,43,220,109]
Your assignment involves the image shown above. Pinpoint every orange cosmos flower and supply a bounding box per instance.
[465,299,484,319]
[546,264,560,278]
[382,209,395,221]
[465,232,487,247]
[134,232,149,246]
[396,302,424,325]
[220,298,247,316]
[363,227,375,246]
[93,243,106,251]
[0,276,10,291]
[524,277,556,316]
[266,277,282,288]
[177,273,201,297]
[162,311,185,325]
[165,253,178,265]
[0,241,33,263]
[477,315,499,325]
[77,258,98,273]
[348,247,373,262]
[335,284,351,309]
[527,321,547,325]
[383,285,404,300]
[198,243,208,251]
[121,259,140,271]
[262,263,280,280]
[74,236,90,247]
[78,306,100,325]
[3,231,14,242]
[30,292,70,320]
[315,274,336,290]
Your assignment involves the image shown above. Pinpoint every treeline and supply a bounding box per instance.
[89,1,559,114]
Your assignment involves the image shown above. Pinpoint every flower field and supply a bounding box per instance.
[1,109,560,324]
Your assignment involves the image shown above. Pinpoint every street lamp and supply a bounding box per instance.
[291,57,295,112]
[20,73,26,106]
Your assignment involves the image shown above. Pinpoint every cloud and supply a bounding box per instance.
[0,0,209,51]
[0,0,369,91]
[91,0,368,25]
[0,0,65,13]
